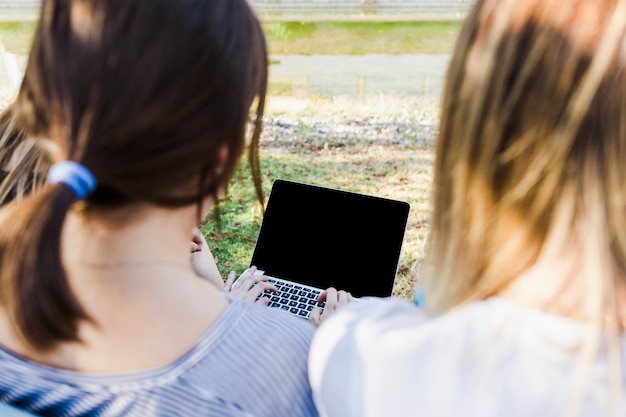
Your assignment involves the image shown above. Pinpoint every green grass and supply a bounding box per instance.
[263,21,461,54]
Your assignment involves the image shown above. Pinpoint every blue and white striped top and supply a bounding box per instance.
[0,297,319,417]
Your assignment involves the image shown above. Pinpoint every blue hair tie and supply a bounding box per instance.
[47,161,97,200]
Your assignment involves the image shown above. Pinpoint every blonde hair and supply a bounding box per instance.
[425,0,626,409]
[0,106,46,205]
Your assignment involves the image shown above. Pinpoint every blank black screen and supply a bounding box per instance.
[250,179,410,297]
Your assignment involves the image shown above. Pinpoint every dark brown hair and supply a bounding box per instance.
[0,0,268,352]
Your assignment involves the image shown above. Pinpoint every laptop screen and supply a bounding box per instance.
[250,179,410,298]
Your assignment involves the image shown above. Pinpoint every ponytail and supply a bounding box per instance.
[0,162,96,351]
[0,185,89,351]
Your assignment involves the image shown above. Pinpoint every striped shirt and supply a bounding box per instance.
[0,297,319,417]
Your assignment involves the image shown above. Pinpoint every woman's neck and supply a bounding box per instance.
[0,202,231,373]
[62,203,196,269]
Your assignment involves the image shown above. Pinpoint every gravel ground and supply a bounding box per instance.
[260,113,438,153]
[2,85,440,150]
[0,98,439,151]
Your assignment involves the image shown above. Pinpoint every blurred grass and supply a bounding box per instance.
[0,21,34,54]
[0,20,461,55]
[264,21,461,54]
[266,93,441,118]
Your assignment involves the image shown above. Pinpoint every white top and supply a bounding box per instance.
[309,296,626,417]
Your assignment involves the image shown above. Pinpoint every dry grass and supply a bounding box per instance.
[266,93,440,119]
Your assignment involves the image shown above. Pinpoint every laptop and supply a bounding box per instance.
[250,179,411,319]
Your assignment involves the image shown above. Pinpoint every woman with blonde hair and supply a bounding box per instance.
[309,0,626,415]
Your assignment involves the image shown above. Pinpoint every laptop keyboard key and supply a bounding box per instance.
[260,275,326,320]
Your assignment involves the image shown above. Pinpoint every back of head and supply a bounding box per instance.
[425,0,626,317]
[0,0,267,352]
[17,0,267,207]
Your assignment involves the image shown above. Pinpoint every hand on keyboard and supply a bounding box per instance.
[308,287,353,327]
[251,272,354,321]
[224,266,277,304]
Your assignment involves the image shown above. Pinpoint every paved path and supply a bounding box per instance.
[270,53,449,98]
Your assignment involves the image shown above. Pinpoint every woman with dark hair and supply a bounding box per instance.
[0,1,321,416]
[0,107,268,295]
[309,0,626,415]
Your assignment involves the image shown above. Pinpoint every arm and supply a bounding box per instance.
[190,226,224,288]
[190,228,277,304]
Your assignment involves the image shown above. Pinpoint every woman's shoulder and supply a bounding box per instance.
[309,296,433,371]
[223,297,317,344]
[308,296,604,417]
[180,297,317,380]
[0,298,319,417]
[197,299,318,417]
[311,296,437,345]
[311,295,581,349]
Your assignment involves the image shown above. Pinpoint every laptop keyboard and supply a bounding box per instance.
[259,277,326,319]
